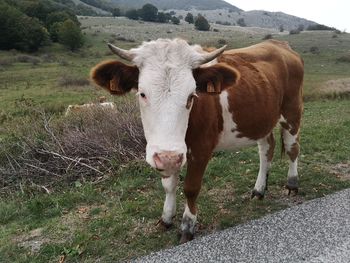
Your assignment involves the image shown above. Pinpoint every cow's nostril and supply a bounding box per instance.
[153,151,184,170]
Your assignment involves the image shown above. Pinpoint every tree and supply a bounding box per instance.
[139,3,158,22]
[0,1,48,51]
[237,18,246,27]
[185,12,194,24]
[18,16,49,52]
[112,8,121,17]
[194,15,210,31]
[279,25,284,32]
[58,19,84,51]
[171,16,180,25]
[125,9,139,20]
[298,24,305,31]
[157,12,167,23]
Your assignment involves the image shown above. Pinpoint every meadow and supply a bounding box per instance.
[0,17,350,262]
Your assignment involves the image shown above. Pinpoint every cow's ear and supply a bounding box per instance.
[193,63,240,94]
[90,60,139,95]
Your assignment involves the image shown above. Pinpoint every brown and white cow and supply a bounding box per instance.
[90,38,304,243]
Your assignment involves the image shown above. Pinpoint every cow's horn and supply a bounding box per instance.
[198,45,227,65]
[108,43,134,61]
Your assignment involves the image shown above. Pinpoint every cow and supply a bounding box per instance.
[90,38,304,243]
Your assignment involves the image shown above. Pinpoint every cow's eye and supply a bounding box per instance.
[186,92,198,109]
[140,92,146,99]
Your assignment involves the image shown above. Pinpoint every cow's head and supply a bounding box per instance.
[91,39,239,175]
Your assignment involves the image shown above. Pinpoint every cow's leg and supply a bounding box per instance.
[159,173,179,228]
[282,128,300,194]
[180,156,209,243]
[252,133,275,199]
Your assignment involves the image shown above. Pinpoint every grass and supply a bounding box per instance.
[1,100,349,262]
[0,17,350,262]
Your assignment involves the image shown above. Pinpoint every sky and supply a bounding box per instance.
[225,0,349,32]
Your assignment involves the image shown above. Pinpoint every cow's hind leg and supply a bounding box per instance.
[159,173,178,228]
[252,133,275,199]
[281,126,300,194]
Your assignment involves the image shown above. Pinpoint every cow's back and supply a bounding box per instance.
[216,40,304,140]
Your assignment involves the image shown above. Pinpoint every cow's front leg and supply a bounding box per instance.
[180,156,209,243]
[160,172,179,228]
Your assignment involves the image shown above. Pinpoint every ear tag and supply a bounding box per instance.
[207,81,216,93]
[109,75,120,92]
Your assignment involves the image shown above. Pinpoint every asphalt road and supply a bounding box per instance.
[135,188,350,263]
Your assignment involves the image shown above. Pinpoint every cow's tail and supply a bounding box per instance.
[280,128,286,158]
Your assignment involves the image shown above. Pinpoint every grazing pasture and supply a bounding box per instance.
[0,17,350,262]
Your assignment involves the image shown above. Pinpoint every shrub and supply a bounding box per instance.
[289,29,300,35]
[263,34,273,40]
[279,25,284,32]
[298,24,305,31]
[16,55,41,65]
[125,9,139,20]
[336,54,350,63]
[157,12,168,23]
[307,24,336,31]
[171,16,180,25]
[0,101,146,190]
[185,12,194,24]
[195,15,210,31]
[58,19,84,51]
[309,46,320,54]
[237,18,246,27]
[218,39,227,45]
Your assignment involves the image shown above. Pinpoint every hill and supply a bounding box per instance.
[171,9,317,31]
[109,0,241,11]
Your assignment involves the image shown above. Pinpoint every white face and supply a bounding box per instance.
[118,38,225,173]
[137,65,196,171]
[129,39,206,172]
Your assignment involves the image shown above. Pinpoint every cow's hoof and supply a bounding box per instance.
[156,219,173,230]
[286,177,299,195]
[251,189,265,200]
[179,232,194,244]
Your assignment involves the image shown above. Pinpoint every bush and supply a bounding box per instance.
[16,55,41,65]
[336,54,350,63]
[263,34,273,40]
[185,12,194,24]
[279,25,284,32]
[289,29,300,35]
[0,102,146,190]
[309,46,320,54]
[58,19,84,51]
[171,16,180,25]
[218,39,227,45]
[307,24,336,31]
[157,12,168,23]
[237,18,246,27]
[195,15,210,31]
[125,9,139,20]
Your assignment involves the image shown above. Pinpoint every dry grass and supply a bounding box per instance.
[0,100,146,193]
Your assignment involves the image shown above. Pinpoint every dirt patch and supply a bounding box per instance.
[319,78,350,95]
[12,228,50,253]
[329,162,350,181]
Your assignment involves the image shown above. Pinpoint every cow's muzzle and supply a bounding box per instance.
[153,151,184,171]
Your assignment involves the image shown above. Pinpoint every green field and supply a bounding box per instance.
[0,17,350,262]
